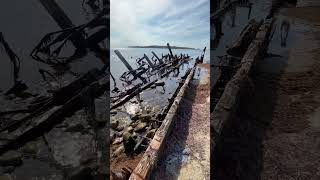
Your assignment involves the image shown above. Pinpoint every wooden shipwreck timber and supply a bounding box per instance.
[110,43,206,179]
[211,0,279,161]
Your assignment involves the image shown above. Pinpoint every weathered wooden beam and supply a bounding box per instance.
[37,0,86,50]
[226,19,263,57]
[211,0,238,20]
[114,50,137,76]
[129,66,196,180]
[151,51,164,64]
[38,0,74,28]
[166,43,174,60]
[212,18,274,150]
[143,54,155,69]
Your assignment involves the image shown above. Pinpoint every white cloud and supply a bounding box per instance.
[110,0,209,49]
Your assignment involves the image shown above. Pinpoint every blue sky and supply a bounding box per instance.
[110,0,210,49]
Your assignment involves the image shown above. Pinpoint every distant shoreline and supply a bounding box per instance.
[128,45,198,50]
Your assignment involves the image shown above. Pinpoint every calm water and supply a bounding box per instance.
[110,47,209,90]
[110,47,208,127]
[0,0,103,92]
[0,1,106,179]
[211,0,272,86]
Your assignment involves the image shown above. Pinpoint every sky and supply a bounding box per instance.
[110,0,210,49]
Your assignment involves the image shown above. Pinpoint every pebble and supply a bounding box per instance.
[182,148,191,155]
[146,129,156,138]
[112,137,123,145]
[140,115,152,122]
[111,120,119,129]
[134,122,147,132]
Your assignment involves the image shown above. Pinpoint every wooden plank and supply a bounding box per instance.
[129,66,196,180]
[166,43,174,60]
[143,54,155,69]
[151,51,164,64]
[226,19,263,57]
[114,50,137,76]
[37,0,86,49]
[212,18,274,150]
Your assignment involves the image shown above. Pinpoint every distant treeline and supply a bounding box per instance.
[128,45,198,50]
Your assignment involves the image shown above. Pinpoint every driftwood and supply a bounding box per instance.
[226,19,263,57]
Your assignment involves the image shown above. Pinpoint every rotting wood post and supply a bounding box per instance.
[38,0,73,29]
[114,50,137,76]
[143,54,155,69]
[151,51,164,64]
[166,43,174,60]
[37,0,86,50]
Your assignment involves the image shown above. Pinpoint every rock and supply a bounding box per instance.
[182,148,191,155]
[111,167,131,180]
[110,132,116,143]
[115,125,124,132]
[111,120,119,129]
[122,131,132,141]
[0,174,13,180]
[0,151,22,166]
[194,153,200,160]
[130,123,139,130]
[111,170,128,180]
[146,129,157,138]
[134,122,147,132]
[131,113,141,121]
[122,126,136,153]
[140,115,152,122]
[112,137,123,145]
[112,145,125,158]
[124,126,133,133]
[145,106,152,114]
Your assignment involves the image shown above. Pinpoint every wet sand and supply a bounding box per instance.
[154,64,210,180]
[260,6,320,180]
